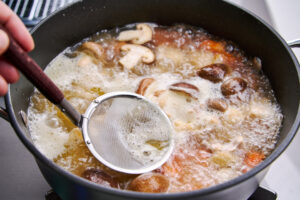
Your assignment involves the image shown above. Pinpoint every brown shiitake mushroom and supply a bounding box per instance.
[82,169,118,188]
[81,42,104,60]
[197,63,230,83]
[252,57,262,71]
[128,173,170,193]
[136,78,155,95]
[169,82,199,98]
[207,98,228,112]
[221,77,247,96]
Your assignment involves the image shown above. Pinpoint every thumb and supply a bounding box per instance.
[0,29,9,55]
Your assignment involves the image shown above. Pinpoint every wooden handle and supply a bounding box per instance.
[0,25,64,104]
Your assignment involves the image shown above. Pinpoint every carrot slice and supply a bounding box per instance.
[200,40,225,53]
[244,151,265,168]
[161,155,181,176]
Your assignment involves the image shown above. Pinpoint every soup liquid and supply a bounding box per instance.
[27,24,283,192]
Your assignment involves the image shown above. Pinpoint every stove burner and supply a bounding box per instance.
[45,186,277,200]
[248,186,277,200]
[45,190,61,200]
[3,0,76,27]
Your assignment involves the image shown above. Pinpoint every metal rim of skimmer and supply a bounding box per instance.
[81,91,175,174]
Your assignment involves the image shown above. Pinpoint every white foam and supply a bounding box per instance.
[27,111,69,159]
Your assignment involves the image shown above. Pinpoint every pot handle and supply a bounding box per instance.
[288,39,300,48]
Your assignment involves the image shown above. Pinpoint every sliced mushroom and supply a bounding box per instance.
[221,77,247,96]
[224,107,245,124]
[78,55,92,67]
[82,169,118,188]
[211,151,235,168]
[154,90,165,97]
[207,98,228,112]
[81,42,104,60]
[249,100,274,118]
[119,44,155,69]
[197,63,230,83]
[136,78,155,95]
[211,136,243,152]
[128,173,169,193]
[169,82,199,98]
[158,90,197,123]
[117,23,152,45]
[252,57,262,71]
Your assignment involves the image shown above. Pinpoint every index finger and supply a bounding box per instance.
[0,1,34,52]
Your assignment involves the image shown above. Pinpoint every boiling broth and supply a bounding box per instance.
[27,24,282,193]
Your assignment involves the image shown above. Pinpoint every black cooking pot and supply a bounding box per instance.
[1,0,300,199]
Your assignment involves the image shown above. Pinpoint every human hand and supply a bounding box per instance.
[0,1,34,96]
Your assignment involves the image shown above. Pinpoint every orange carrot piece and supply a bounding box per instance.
[200,40,225,53]
[244,151,265,168]
[161,155,181,176]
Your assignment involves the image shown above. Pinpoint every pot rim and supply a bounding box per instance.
[5,0,300,198]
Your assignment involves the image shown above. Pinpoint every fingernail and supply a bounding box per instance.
[0,30,9,55]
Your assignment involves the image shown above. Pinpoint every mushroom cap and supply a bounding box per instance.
[81,42,104,59]
[117,23,153,45]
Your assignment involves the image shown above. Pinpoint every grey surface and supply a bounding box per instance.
[0,98,50,200]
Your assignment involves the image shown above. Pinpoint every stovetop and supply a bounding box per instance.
[44,186,277,200]
[2,0,76,27]
[1,0,300,199]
